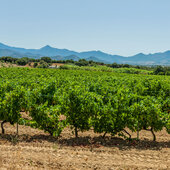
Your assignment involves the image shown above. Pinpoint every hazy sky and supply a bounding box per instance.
[0,0,170,56]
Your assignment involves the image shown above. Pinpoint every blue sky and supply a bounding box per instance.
[0,0,170,56]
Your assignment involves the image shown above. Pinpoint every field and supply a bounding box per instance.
[0,122,170,169]
[0,68,169,169]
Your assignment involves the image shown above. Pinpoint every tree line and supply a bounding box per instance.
[0,56,169,75]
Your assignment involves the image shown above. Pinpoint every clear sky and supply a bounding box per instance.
[0,0,170,56]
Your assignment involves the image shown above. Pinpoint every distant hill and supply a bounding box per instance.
[86,56,106,63]
[63,55,80,61]
[0,43,169,65]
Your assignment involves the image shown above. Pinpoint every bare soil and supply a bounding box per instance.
[0,62,65,68]
[51,63,65,67]
[0,122,169,170]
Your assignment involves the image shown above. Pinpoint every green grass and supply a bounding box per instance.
[60,64,152,75]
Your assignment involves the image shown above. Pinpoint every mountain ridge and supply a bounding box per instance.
[0,43,169,65]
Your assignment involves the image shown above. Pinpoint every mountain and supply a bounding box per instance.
[0,49,23,58]
[86,56,107,63]
[0,48,40,59]
[50,55,80,61]
[124,51,170,65]
[0,42,169,65]
[37,45,78,56]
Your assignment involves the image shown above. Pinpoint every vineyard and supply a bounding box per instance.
[0,67,170,169]
[0,67,169,141]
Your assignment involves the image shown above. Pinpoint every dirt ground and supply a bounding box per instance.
[0,122,169,170]
[0,62,65,68]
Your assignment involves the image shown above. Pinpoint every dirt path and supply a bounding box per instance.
[0,123,169,169]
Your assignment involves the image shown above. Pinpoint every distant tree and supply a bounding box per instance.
[33,62,38,68]
[0,56,17,63]
[154,66,165,75]
[65,59,74,63]
[37,61,49,68]
[110,62,119,68]
[75,59,88,66]
[41,57,52,63]
[123,64,130,68]
[16,58,29,66]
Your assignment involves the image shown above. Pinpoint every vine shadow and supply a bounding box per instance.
[0,133,169,151]
[57,135,170,151]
